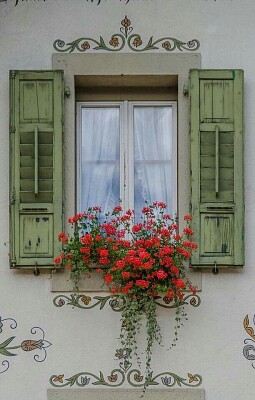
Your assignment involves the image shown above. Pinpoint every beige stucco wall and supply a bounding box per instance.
[0,1,254,399]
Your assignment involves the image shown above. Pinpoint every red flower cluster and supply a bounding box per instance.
[56,203,197,299]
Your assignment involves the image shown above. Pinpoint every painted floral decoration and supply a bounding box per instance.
[55,202,197,391]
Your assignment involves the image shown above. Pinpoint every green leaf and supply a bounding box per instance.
[0,347,16,357]
[94,296,110,310]
[0,336,15,349]
[66,375,77,387]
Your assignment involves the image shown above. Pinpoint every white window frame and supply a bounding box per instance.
[76,100,177,216]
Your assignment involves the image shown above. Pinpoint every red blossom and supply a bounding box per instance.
[113,205,122,213]
[173,278,186,289]
[160,228,171,238]
[156,270,168,279]
[142,206,151,214]
[170,265,179,275]
[122,271,131,279]
[166,288,175,298]
[132,224,142,233]
[122,284,133,293]
[115,260,126,269]
[102,223,117,236]
[95,235,103,242]
[80,234,93,245]
[183,227,194,236]
[135,280,150,288]
[80,247,90,255]
[98,249,109,257]
[99,258,110,265]
[189,284,197,294]
[110,286,120,294]
[104,273,113,283]
[92,206,101,211]
[58,232,68,243]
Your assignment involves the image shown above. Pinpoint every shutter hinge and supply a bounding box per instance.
[64,86,71,97]
[212,261,219,275]
[10,126,16,134]
[183,85,189,96]
[34,262,40,276]
[11,257,17,268]
[10,187,16,205]
[10,70,16,80]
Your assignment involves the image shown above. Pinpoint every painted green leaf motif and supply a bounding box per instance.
[96,371,106,384]
[93,36,106,50]
[0,336,15,348]
[0,347,17,357]
[67,40,78,53]
[66,375,77,387]
[174,375,186,386]
[94,296,111,310]
[175,40,186,51]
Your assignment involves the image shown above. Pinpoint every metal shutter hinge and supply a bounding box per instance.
[64,86,71,97]
[10,187,16,205]
[183,85,189,96]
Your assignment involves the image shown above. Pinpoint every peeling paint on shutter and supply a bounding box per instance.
[190,70,244,268]
[10,70,64,268]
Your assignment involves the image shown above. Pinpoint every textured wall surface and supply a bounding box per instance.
[0,1,254,400]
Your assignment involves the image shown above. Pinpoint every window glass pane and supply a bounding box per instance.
[133,106,175,218]
[80,107,120,213]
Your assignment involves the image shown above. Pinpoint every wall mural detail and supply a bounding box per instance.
[50,347,202,388]
[243,314,255,368]
[0,315,51,374]
[53,293,201,311]
[51,293,201,388]
[53,16,200,53]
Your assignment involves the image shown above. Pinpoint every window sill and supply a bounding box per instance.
[48,388,205,400]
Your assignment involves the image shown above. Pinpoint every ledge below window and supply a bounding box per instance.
[48,388,205,400]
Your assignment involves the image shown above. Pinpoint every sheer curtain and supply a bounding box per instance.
[81,107,120,213]
[133,106,175,217]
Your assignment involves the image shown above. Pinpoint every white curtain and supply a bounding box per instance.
[81,107,120,213]
[134,106,174,217]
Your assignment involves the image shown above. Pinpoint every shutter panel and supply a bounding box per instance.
[10,70,64,268]
[190,69,244,267]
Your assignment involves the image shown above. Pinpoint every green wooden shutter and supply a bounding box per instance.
[9,70,64,268]
[190,69,244,268]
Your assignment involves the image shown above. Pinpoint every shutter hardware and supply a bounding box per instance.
[183,85,189,96]
[212,261,219,275]
[34,262,40,276]
[11,257,17,268]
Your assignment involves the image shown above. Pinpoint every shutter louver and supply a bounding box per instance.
[10,70,64,268]
[190,70,244,268]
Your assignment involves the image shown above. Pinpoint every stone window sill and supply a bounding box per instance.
[48,388,205,400]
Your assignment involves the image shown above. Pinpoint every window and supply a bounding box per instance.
[76,101,177,218]
[10,56,244,291]
[52,52,201,292]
